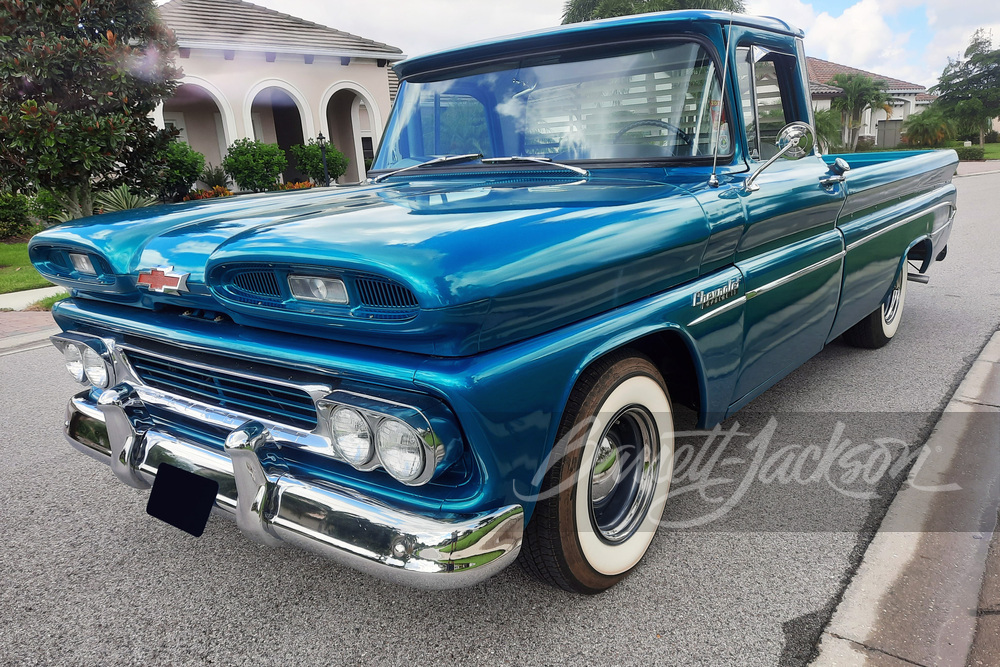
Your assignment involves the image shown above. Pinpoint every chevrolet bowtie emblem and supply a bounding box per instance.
[137,266,190,293]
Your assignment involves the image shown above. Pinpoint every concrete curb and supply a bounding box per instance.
[955,168,1000,179]
[0,286,67,311]
[812,332,1000,666]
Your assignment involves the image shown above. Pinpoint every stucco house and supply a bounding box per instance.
[807,57,935,148]
[155,0,404,184]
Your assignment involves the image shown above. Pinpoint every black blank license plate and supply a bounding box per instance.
[146,463,220,537]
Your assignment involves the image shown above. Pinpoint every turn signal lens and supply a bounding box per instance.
[376,418,425,484]
[288,275,348,304]
[82,347,109,388]
[331,407,373,466]
[69,253,97,276]
[64,344,86,383]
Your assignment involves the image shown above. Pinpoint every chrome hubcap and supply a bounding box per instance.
[588,405,659,543]
[882,268,904,325]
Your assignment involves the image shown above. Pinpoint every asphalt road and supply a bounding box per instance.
[2,173,999,666]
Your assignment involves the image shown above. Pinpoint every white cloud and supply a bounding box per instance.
[247,0,566,58]
[745,0,818,34]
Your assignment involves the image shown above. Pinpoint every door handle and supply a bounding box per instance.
[820,174,846,188]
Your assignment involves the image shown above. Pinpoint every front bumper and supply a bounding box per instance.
[65,387,523,589]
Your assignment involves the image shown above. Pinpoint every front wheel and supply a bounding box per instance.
[520,352,674,593]
[844,261,909,349]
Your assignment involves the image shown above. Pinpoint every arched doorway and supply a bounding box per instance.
[325,88,378,183]
[249,87,307,183]
[162,83,230,171]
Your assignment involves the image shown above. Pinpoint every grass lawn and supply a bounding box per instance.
[943,141,1000,159]
[0,243,51,294]
[25,292,69,311]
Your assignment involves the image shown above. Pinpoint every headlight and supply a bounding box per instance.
[69,253,97,276]
[63,344,86,383]
[82,347,109,388]
[376,418,425,484]
[288,275,348,304]
[331,407,374,466]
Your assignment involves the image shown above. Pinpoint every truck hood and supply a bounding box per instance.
[33,174,712,355]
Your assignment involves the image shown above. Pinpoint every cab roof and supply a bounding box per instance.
[394,10,803,79]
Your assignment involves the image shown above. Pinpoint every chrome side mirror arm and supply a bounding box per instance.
[743,121,816,193]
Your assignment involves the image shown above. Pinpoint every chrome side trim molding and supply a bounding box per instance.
[64,392,524,589]
[688,295,746,327]
[845,201,955,252]
[745,250,846,300]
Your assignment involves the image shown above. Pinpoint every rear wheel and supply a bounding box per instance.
[844,261,909,349]
[520,352,674,593]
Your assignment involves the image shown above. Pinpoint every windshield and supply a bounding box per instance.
[373,40,732,172]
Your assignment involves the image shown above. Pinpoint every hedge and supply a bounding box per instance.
[955,146,985,161]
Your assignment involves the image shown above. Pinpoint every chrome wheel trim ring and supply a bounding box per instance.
[588,405,660,544]
[882,267,904,325]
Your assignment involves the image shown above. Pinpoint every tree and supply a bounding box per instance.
[813,108,843,153]
[160,140,205,201]
[932,30,1000,147]
[563,0,745,24]
[0,0,180,218]
[827,73,890,151]
[222,138,287,192]
[289,139,349,184]
[901,106,953,147]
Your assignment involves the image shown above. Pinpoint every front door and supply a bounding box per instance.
[728,45,846,410]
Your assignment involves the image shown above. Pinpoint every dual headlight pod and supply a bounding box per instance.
[322,392,442,486]
[51,334,116,389]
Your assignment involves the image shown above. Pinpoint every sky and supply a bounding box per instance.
[228,0,998,90]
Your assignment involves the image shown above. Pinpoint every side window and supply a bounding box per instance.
[736,46,797,161]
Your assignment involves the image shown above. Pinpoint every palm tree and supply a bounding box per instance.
[813,108,843,153]
[902,108,953,148]
[828,74,891,151]
[563,0,746,24]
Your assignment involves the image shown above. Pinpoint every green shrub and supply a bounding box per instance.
[31,189,65,222]
[94,185,160,212]
[289,139,349,184]
[200,163,229,189]
[222,139,288,192]
[0,192,33,239]
[161,141,206,201]
[955,146,986,161]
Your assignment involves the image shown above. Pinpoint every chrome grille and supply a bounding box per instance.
[232,271,282,298]
[355,278,419,309]
[126,350,318,430]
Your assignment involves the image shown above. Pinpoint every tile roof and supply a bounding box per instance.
[806,56,926,93]
[915,92,938,102]
[159,0,403,58]
[810,80,843,95]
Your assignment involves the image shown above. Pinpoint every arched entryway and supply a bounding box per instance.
[249,86,308,183]
[324,84,381,183]
[162,82,232,171]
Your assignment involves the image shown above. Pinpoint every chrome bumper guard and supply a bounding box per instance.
[66,384,523,589]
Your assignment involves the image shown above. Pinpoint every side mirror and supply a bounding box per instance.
[776,121,815,160]
[744,121,817,192]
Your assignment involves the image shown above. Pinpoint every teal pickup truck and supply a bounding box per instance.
[31,11,957,593]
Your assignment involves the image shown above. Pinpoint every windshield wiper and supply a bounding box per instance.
[481,156,589,177]
[369,153,483,184]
